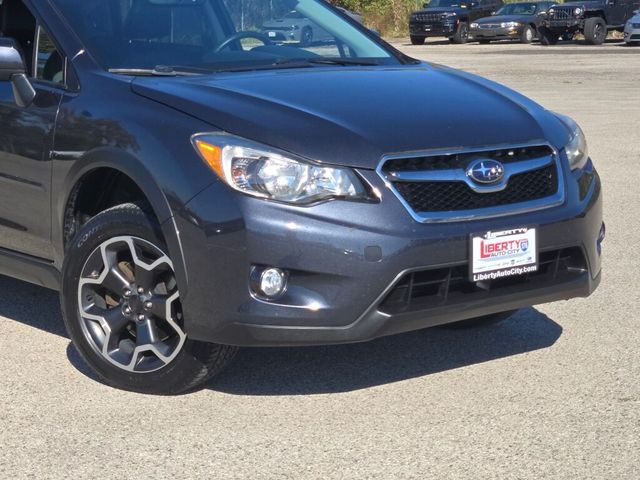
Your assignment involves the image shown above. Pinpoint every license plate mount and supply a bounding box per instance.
[470,227,538,282]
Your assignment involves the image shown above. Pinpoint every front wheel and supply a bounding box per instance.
[584,17,607,45]
[451,22,470,44]
[539,27,559,46]
[520,25,534,44]
[439,310,518,330]
[61,203,238,394]
[410,35,425,45]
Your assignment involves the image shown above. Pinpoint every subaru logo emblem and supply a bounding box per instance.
[466,159,505,184]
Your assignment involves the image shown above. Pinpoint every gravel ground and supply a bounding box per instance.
[1,40,639,479]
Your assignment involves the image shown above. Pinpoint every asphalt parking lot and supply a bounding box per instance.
[1,40,639,479]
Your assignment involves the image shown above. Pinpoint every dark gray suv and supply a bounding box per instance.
[410,0,505,44]
[0,0,603,394]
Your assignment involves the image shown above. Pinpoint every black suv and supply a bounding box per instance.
[410,0,504,44]
[0,0,603,394]
[539,0,640,44]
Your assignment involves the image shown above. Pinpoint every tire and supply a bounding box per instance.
[584,17,607,45]
[520,25,534,44]
[561,32,575,41]
[438,310,518,330]
[451,21,470,44]
[61,203,238,395]
[410,35,425,45]
[539,27,559,45]
[478,39,491,44]
[300,27,313,47]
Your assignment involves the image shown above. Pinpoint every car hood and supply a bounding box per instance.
[476,14,535,24]
[131,64,562,169]
[556,1,601,8]
[417,7,468,15]
[262,19,301,28]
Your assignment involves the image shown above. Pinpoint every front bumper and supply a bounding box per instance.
[471,26,522,40]
[543,18,583,33]
[410,21,457,38]
[176,161,603,347]
[624,27,640,42]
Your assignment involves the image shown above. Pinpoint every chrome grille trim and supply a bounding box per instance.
[548,7,576,20]
[376,142,566,224]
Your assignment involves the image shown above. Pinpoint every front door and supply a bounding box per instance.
[0,2,63,259]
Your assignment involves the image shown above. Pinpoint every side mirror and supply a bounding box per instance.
[0,37,26,81]
[0,38,36,108]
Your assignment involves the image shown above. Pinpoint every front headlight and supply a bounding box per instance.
[192,133,372,204]
[574,7,583,16]
[554,114,589,170]
[501,22,521,28]
[470,22,479,29]
[442,12,457,17]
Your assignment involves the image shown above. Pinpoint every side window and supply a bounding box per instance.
[35,27,64,85]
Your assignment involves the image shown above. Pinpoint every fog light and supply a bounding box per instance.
[250,267,289,300]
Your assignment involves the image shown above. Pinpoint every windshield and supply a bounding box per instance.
[495,3,540,15]
[425,0,469,8]
[54,0,396,73]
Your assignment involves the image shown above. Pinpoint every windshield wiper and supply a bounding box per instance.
[108,65,204,77]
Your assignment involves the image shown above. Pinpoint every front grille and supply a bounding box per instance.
[548,7,577,20]
[413,13,442,23]
[384,145,551,172]
[480,23,501,29]
[382,145,560,217]
[379,248,587,315]
[395,164,558,212]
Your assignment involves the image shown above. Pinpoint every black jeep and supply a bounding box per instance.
[409,0,504,44]
[539,0,640,45]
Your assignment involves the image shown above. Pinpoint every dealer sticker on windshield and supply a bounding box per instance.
[470,228,537,282]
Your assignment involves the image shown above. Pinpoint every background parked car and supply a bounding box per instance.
[409,0,504,45]
[470,1,555,43]
[262,8,363,46]
[624,9,640,44]
[540,0,640,45]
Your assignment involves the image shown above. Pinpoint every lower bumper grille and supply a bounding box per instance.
[379,247,588,315]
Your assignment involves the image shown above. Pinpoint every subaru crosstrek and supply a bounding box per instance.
[0,0,603,394]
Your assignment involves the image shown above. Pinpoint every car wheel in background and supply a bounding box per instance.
[410,35,425,45]
[438,310,518,330]
[61,203,238,395]
[478,39,491,44]
[300,27,313,46]
[450,22,470,44]
[584,17,607,45]
[539,27,559,45]
[520,25,534,44]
